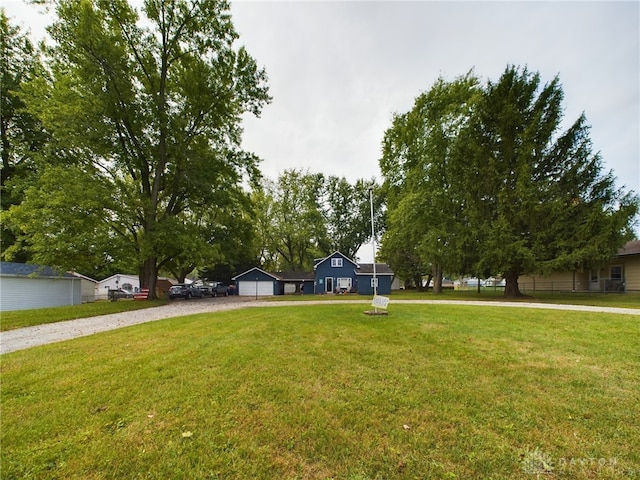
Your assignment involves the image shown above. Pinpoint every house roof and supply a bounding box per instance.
[99,273,139,283]
[71,272,98,283]
[232,267,279,281]
[233,267,315,281]
[313,251,359,270]
[272,271,315,281]
[617,240,640,256]
[0,262,75,278]
[356,263,395,275]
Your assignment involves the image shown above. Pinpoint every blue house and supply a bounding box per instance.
[314,252,394,295]
[313,252,358,294]
[354,262,395,295]
[232,252,394,297]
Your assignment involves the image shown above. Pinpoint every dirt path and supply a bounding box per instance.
[2,297,638,355]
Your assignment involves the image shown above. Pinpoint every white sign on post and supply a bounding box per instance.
[371,295,390,309]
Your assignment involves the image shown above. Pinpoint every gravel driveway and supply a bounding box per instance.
[2,297,638,355]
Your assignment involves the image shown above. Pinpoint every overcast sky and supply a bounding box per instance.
[4,0,639,208]
[228,1,639,192]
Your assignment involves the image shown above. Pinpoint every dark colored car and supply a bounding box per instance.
[211,282,229,297]
[198,285,213,296]
[168,284,204,299]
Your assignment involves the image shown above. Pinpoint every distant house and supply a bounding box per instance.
[96,274,140,300]
[0,262,82,311]
[518,240,640,293]
[232,252,394,297]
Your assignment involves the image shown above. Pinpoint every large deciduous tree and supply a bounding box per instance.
[255,169,328,271]
[7,0,270,296]
[254,170,382,272]
[323,175,383,260]
[0,11,48,262]
[380,72,481,293]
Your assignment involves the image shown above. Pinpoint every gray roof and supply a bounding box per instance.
[233,266,316,281]
[617,240,640,257]
[272,271,316,281]
[0,262,75,278]
[356,263,394,275]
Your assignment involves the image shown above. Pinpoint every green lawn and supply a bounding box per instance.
[2,303,638,479]
[268,289,640,310]
[2,291,638,333]
[0,299,167,332]
[382,289,640,309]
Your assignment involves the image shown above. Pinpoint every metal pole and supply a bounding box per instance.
[369,186,378,302]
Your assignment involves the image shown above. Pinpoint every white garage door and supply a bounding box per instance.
[238,281,273,296]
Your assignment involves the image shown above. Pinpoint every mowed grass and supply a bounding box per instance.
[1,304,639,479]
[0,300,167,332]
[268,289,640,310]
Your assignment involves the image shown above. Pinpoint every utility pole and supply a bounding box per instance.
[369,186,378,305]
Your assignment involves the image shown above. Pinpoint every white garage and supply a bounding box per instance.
[0,262,82,311]
[238,280,274,297]
[233,267,277,297]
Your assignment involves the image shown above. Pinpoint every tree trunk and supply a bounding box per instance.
[433,264,443,294]
[504,269,522,297]
[140,257,158,299]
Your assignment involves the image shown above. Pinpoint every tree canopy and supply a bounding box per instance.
[4,0,270,295]
[380,72,481,292]
[0,10,48,263]
[254,169,382,272]
[380,66,638,296]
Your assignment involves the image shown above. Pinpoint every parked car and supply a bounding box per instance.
[168,284,204,299]
[211,282,229,297]
[109,289,134,301]
[198,285,213,296]
[189,285,204,298]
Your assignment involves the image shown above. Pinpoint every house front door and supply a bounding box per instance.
[325,277,333,293]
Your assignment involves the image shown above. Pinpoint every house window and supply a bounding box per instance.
[331,258,343,267]
[337,277,352,290]
[610,265,623,281]
[371,278,379,287]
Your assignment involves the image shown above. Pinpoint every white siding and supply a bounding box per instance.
[0,276,82,311]
[238,281,273,296]
[96,274,140,299]
[79,278,97,302]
